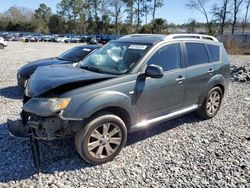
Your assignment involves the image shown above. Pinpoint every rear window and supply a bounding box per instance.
[186,43,209,66]
[58,47,93,61]
[207,44,220,62]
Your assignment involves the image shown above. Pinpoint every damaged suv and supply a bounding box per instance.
[9,34,230,166]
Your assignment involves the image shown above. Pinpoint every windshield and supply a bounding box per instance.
[58,47,94,61]
[79,42,151,75]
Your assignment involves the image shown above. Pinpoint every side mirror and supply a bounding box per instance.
[145,64,164,78]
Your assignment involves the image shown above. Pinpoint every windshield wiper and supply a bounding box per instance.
[81,66,106,74]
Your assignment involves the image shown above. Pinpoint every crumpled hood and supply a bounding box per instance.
[18,58,72,78]
[26,65,116,97]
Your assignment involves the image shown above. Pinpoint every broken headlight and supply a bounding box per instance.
[22,98,71,116]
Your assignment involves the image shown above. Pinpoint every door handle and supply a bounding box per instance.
[176,76,186,82]
[207,68,214,74]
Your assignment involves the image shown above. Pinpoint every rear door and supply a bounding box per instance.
[183,42,215,106]
[136,42,186,121]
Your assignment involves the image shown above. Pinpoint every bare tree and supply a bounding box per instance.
[231,0,244,34]
[110,0,124,34]
[152,0,163,19]
[6,6,33,23]
[220,0,229,35]
[135,0,144,29]
[142,0,152,25]
[123,0,134,33]
[242,0,250,34]
[186,0,212,34]
[212,0,230,35]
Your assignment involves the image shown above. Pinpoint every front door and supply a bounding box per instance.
[135,43,186,122]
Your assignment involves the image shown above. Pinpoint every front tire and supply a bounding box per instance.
[75,112,127,165]
[198,87,223,119]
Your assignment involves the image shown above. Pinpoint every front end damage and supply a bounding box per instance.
[9,113,81,140]
[7,95,82,173]
[9,95,82,140]
[8,63,117,173]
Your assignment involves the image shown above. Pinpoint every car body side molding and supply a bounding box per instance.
[131,104,199,132]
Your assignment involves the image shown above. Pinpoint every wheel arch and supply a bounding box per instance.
[198,75,226,105]
[86,106,132,131]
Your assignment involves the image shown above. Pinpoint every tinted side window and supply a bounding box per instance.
[147,43,181,71]
[186,43,209,66]
[207,44,220,62]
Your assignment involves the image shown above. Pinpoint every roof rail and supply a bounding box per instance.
[120,34,167,38]
[166,34,218,42]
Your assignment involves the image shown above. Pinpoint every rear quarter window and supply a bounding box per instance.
[207,44,220,62]
[186,43,209,66]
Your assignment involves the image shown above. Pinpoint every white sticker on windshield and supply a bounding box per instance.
[128,45,147,50]
[83,48,91,51]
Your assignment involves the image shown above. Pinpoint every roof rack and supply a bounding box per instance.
[120,34,167,38]
[166,34,218,42]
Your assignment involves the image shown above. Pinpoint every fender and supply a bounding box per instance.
[62,91,135,121]
[198,74,227,105]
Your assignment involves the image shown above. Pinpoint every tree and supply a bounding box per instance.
[4,6,34,32]
[33,4,52,33]
[135,0,144,29]
[150,18,167,33]
[110,0,124,34]
[99,0,111,33]
[231,0,244,34]
[186,0,212,34]
[187,19,196,33]
[34,4,52,21]
[6,6,33,23]
[242,0,250,34]
[48,14,64,33]
[142,0,152,25]
[57,0,87,33]
[123,0,135,33]
[152,0,164,19]
[211,0,230,35]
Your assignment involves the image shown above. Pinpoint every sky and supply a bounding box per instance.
[0,0,245,24]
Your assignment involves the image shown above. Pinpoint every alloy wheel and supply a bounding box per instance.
[87,123,122,159]
[206,90,221,115]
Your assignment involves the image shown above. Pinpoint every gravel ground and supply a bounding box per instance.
[0,42,249,187]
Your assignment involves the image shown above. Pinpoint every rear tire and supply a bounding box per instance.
[75,112,127,165]
[198,87,223,119]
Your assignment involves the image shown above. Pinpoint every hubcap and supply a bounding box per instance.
[206,90,221,115]
[87,123,122,159]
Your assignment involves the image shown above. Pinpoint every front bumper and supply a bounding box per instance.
[8,110,81,140]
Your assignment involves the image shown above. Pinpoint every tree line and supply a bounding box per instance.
[186,0,250,35]
[0,0,249,35]
[0,0,165,34]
